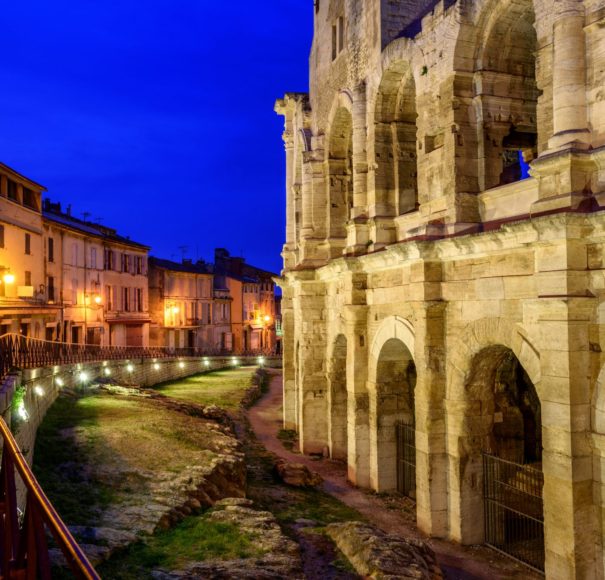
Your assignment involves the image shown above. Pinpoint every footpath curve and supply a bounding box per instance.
[248,371,538,580]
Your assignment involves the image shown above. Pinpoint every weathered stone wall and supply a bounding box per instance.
[277,0,605,577]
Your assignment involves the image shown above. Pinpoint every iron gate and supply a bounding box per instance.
[483,453,544,573]
[396,421,416,499]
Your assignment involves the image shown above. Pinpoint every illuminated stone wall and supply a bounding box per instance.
[277,1,605,577]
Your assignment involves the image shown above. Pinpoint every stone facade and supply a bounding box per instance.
[43,200,151,347]
[0,163,60,339]
[276,1,605,578]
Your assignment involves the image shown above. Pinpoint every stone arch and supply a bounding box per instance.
[373,60,418,220]
[446,319,542,545]
[328,334,348,461]
[369,316,415,372]
[368,317,416,492]
[453,0,541,192]
[327,94,354,240]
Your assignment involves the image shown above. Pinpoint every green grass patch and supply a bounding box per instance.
[33,394,115,525]
[272,486,364,526]
[97,513,264,579]
[154,368,257,410]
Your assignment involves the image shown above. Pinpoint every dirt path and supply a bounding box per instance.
[248,371,539,580]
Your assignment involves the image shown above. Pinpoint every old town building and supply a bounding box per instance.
[149,250,278,354]
[276,0,605,577]
[43,200,150,346]
[148,257,215,350]
[214,248,278,353]
[0,164,59,338]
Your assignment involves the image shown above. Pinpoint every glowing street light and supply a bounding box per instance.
[2,272,15,285]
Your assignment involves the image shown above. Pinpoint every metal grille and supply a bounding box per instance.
[396,420,416,499]
[483,453,544,574]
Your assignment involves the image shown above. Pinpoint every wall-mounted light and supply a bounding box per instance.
[178,361,185,369]
[2,271,15,285]
[126,364,134,373]
[154,363,160,371]
[55,377,64,387]
[104,367,111,376]
[34,386,45,397]
[79,371,88,382]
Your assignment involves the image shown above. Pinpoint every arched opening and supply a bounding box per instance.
[328,335,347,461]
[328,108,353,239]
[374,62,418,217]
[462,345,543,571]
[374,338,416,494]
[475,0,538,190]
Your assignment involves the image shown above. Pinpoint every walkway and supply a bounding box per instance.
[248,371,539,580]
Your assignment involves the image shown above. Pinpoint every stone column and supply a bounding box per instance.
[344,274,370,487]
[346,85,371,254]
[296,275,329,454]
[413,300,448,539]
[548,1,590,150]
[532,230,595,578]
[283,130,296,248]
[280,283,297,430]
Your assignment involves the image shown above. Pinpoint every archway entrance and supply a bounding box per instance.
[328,108,353,240]
[374,338,416,497]
[465,346,544,572]
[374,62,418,218]
[328,335,348,461]
[475,0,539,189]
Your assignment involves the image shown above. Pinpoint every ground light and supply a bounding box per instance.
[34,386,45,397]
[55,377,64,387]
[179,362,185,369]
[104,368,111,377]
[258,357,265,366]
[154,363,161,371]
[17,402,29,422]
[79,371,89,382]
[204,360,210,367]
[127,364,134,373]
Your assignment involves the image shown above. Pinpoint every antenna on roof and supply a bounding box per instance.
[82,211,91,222]
[178,245,189,260]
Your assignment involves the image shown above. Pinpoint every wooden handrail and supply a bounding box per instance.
[0,416,100,578]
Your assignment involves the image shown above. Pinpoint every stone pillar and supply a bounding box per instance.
[280,284,297,430]
[344,274,369,487]
[347,85,371,253]
[296,275,329,454]
[532,230,595,578]
[283,130,296,248]
[548,1,590,150]
[413,300,448,539]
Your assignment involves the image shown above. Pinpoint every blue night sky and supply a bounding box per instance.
[0,1,312,275]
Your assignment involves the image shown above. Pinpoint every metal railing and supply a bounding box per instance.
[483,453,544,574]
[0,415,99,579]
[395,420,416,500]
[0,333,277,383]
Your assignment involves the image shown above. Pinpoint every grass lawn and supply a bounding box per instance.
[154,367,257,410]
[97,513,264,579]
[33,391,235,525]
